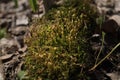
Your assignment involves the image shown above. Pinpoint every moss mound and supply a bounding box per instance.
[24,0,97,80]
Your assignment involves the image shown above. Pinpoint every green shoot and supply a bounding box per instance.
[29,0,38,12]
[90,42,120,71]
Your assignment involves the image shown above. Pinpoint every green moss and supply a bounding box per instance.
[0,28,6,39]
[24,0,97,80]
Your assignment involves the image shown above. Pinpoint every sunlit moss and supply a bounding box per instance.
[24,0,97,80]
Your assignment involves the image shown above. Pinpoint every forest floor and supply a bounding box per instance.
[0,0,120,80]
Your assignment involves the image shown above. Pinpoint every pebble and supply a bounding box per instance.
[0,61,4,80]
[107,72,120,80]
[95,0,120,16]
[16,15,29,26]
[0,38,20,48]
[109,15,120,26]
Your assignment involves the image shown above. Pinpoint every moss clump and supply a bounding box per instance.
[24,0,97,80]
